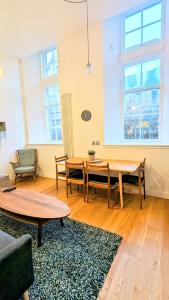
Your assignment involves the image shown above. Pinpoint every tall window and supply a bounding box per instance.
[41,48,62,143]
[41,48,58,78]
[121,1,163,143]
[124,2,162,50]
[44,86,62,143]
[123,58,161,140]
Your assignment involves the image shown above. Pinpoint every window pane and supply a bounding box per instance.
[41,48,58,78]
[142,59,160,87]
[124,117,141,140]
[125,12,141,33]
[143,21,161,43]
[125,29,141,49]
[124,93,141,116]
[140,114,159,139]
[125,64,141,90]
[141,89,160,114]
[44,86,60,105]
[143,3,162,26]
[44,85,62,142]
[124,89,160,140]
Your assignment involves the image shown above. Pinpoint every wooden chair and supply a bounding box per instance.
[86,162,118,208]
[66,161,86,202]
[122,158,146,209]
[55,154,77,190]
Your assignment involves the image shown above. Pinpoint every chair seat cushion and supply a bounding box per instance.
[0,230,16,250]
[122,175,143,185]
[58,169,77,176]
[15,166,35,174]
[88,174,118,185]
[68,170,83,180]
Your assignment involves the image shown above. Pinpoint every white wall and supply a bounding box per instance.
[57,19,169,199]
[22,1,169,199]
[0,57,25,176]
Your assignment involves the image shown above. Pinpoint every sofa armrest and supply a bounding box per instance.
[0,234,34,300]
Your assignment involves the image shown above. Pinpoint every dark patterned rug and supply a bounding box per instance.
[0,215,122,300]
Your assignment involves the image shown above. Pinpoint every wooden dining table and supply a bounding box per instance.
[59,157,142,208]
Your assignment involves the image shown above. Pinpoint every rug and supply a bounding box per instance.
[0,215,122,300]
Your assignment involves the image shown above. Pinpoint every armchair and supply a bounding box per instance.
[0,230,34,300]
[10,149,37,183]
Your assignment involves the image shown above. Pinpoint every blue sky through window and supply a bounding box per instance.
[124,2,162,49]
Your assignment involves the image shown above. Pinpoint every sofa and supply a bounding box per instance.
[0,230,34,300]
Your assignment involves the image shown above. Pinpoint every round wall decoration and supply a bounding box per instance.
[81,110,92,121]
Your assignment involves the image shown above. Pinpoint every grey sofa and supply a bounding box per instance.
[0,230,34,300]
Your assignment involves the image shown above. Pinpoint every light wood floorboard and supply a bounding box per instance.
[15,177,169,300]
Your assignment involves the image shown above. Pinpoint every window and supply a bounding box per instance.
[44,86,62,143]
[123,58,161,140]
[124,2,162,50]
[41,47,62,143]
[41,48,58,78]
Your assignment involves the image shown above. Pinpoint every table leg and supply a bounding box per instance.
[60,218,64,227]
[118,172,123,208]
[38,223,42,247]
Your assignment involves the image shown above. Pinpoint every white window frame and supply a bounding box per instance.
[40,47,62,144]
[122,0,164,52]
[121,55,162,143]
[43,85,62,144]
[40,47,58,80]
[118,0,165,145]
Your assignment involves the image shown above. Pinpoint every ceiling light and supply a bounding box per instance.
[64,0,93,74]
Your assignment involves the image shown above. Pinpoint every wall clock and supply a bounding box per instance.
[81,110,92,121]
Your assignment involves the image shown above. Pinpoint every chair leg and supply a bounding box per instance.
[70,183,72,194]
[83,184,86,202]
[139,185,142,209]
[143,183,146,199]
[94,188,97,194]
[86,184,89,203]
[22,291,29,300]
[56,178,58,190]
[115,187,118,205]
[66,182,69,198]
[108,189,111,208]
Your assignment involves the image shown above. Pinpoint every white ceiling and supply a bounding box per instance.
[0,0,147,58]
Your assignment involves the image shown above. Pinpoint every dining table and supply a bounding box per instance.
[58,157,142,208]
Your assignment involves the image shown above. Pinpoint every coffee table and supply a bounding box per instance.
[0,188,71,247]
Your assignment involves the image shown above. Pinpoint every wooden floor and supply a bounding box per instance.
[16,177,169,300]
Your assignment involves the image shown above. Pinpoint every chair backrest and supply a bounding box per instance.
[55,154,68,164]
[86,162,110,184]
[66,161,85,178]
[140,158,146,179]
[17,149,37,167]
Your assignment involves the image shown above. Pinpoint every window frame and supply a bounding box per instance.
[122,0,164,52]
[40,46,62,144]
[42,84,62,144]
[121,55,163,143]
[40,46,58,80]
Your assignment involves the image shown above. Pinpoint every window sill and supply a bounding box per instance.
[103,144,169,149]
[26,143,63,146]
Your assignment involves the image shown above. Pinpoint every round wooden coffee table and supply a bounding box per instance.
[0,188,71,247]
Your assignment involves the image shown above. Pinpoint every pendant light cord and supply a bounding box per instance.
[64,0,90,65]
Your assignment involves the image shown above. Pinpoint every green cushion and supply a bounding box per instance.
[18,149,36,167]
[15,166,35,174]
